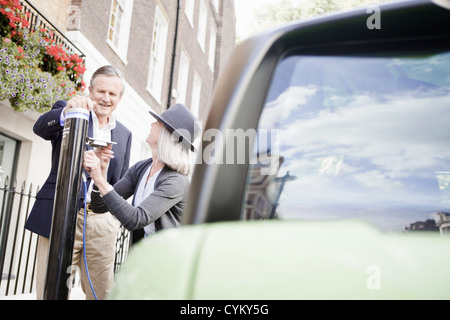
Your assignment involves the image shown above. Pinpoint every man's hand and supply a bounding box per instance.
[64,95,94,115]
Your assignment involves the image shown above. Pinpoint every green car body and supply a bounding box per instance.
[111,220,450,299]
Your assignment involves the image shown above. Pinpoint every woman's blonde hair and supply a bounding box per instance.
[157,126,193,175]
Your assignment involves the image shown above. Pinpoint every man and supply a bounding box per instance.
[25,65,132,300]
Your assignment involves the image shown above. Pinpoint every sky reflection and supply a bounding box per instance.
[254,52,450,231]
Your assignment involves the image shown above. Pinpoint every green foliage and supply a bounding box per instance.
[0,29,80,112]
[0,0,86,113]
[250,0,395,37]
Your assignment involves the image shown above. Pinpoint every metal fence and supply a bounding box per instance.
[0,177,131,297]
[0,177,39,297]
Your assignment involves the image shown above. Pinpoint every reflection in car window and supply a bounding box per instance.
[244,51,450,233]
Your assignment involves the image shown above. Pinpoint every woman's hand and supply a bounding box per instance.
[83,150,102,180]
[83,148,115,196]
[94,144,114,174]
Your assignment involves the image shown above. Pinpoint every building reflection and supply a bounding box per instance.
[244,155,297,220]
[437,212,450,236]
[244,155,283,220]
[404,219,439,232]
[404,211,450,237]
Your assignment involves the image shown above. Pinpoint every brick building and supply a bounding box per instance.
[67,0,235,116]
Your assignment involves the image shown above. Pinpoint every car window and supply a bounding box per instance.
[243,48,450,232]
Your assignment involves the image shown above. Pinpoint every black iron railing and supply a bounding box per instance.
[0,177,130,297]
[0,177,39,296]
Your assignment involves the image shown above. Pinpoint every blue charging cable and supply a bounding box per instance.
[82,174,98,300]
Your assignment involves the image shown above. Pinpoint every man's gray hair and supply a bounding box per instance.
[90,65,125,97]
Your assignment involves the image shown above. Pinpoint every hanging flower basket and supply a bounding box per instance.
[0,0,86,113]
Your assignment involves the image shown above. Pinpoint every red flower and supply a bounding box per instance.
[1,0,29,29]
[1,0,88,97]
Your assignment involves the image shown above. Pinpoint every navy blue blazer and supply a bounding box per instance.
[25,100,133,238]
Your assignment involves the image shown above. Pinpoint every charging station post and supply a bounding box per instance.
[43,108,89,300]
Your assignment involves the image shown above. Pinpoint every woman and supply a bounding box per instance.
[83,103,199,238]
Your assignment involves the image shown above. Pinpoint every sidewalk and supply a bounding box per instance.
[0,287,86,300]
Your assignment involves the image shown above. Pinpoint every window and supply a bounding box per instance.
[147,6,168,103]
[107,0,134,63]
[208,23,217,70]
[185,0,195,28]
[108,0,123,47]
[244,47,450,232]
[191,72,201,118]
[176,51,190,105]
[197,0,207,52]
[0,132,19,186]
[213,0,220,13]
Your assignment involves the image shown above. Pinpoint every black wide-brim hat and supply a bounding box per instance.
[149,103,199,152]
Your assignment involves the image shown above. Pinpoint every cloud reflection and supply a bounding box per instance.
[257,56,450,230]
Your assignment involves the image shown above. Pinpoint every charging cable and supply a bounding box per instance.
[82,173,98,300]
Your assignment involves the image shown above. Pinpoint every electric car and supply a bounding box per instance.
[110,0,450,299]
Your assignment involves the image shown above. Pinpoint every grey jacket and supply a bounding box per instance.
[91,158,189,232]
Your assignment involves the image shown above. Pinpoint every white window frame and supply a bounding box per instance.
[0,132,19,185]
[106,0,134,64]
[184,0,195,28]
[208,22,217,70]
[176,51,190,105]
[197,0,207,52]
[213,0,220,13]
[146,6,168,104]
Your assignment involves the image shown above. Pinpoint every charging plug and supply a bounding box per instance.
[86,137,117,148]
